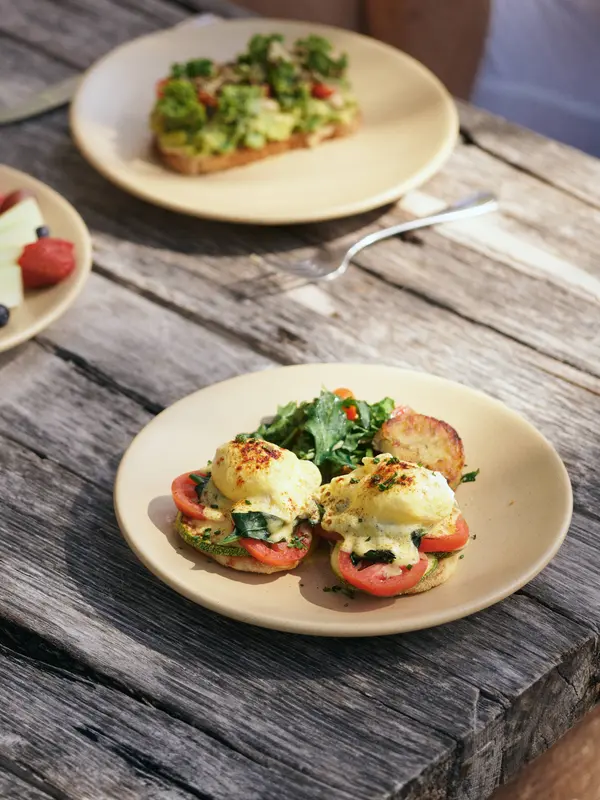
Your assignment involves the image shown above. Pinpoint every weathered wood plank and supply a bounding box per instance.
[2,432,598,800]
[0,768,55,800]
[3,103,599,388]
[3,273,594,799]
[1,5,600,799]
[0,273,274,488]
[2,23,600,381]
[459,101,600,210]
[0,645,356,800]
[38,271,277,409]
[0,0,185,69]
[0,439,460,800]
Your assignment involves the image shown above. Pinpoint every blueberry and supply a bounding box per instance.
[0,305,10,328]
[36,225,50,238]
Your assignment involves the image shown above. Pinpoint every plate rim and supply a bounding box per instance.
[114,363,573,637]
[70,17,459,225]
[0,164,93,353]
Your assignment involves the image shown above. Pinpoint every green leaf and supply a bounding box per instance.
[368,397,395,429]
[189,472,210,501]
[249,388,395,481]
[255,400,304,446]
[231,511,270,541]
[185,58,214,78]
[360,550,396,564]
[155,80,206,133]
[458,468,480,485]
[304,390,348,466]
[354,399,370,429]
[411,528,426,548]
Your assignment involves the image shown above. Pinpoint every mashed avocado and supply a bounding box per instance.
[150,33,359,156]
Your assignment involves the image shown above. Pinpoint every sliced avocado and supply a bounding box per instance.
[158,131,189,149]
[305,98,332,119]
[194,127,230,155]
[266,118,296,142]
[335,107,358,126]
[244,130,267,149]
[176,513,248,558]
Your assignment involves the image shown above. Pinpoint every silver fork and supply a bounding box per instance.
[283,191,498,281]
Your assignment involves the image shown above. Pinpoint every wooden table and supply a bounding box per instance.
[1,2,600,798]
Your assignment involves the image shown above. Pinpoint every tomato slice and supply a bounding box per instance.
[240,524,313,567]
[334,388,358,421]
[336,548,428,597]
[344,405,358,421]
[171,472,208,520]
[312,82,334,99]
[419,515,470,553]
[156,78,170,98]
[198,90,218,107]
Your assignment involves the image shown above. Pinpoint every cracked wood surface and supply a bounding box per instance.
[1,1,599,798]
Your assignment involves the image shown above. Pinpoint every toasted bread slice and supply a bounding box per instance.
[402,552,461,595]
[373,405,466,490]
[155,116,360,175]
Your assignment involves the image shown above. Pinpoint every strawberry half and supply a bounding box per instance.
[18,238,76,289]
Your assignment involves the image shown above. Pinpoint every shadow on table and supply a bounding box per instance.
[64,480,415,684]
[30,139,392,262]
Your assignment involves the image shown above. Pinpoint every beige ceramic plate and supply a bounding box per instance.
[71,18,458,225]
[0,165,92,353]
[114,364,572,637]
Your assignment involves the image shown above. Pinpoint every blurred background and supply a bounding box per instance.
[243,0,600,157]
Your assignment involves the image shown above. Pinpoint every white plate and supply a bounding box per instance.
[114,364,572,637]
[71,18,458,224]
[0,165,92,353]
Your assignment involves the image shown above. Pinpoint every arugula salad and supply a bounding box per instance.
[248,388,395,482]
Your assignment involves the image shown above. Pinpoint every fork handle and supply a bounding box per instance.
[347,192,498,258]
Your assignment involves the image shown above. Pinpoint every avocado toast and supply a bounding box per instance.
[150,33,360,174]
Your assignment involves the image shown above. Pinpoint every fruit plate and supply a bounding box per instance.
[114,363,572,637]
[0,164,92,353]
[71,18,458,225]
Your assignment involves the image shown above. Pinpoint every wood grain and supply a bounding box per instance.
[0,644,352,800]
[1,2,600,798]
[0,768,55,800]
[0,430,595,800]
[459,101,600,209]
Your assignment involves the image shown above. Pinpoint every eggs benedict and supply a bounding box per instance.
[318,454,470,596]
[171,435,322,574]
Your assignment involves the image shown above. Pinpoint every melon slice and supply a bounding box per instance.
[0,225,37,248]
[0,197,44,235]
[0,265,24,308]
